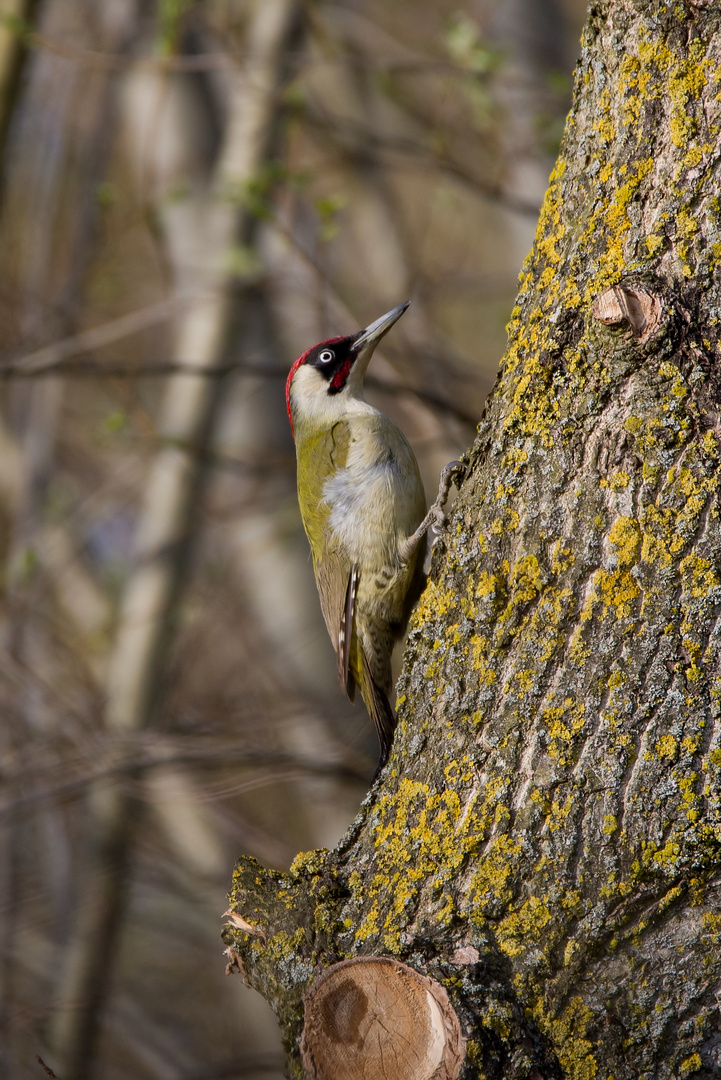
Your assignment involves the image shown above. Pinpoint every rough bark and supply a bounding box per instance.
[225,3,721,1077]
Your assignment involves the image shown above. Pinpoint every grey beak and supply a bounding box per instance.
[352,301,410,352]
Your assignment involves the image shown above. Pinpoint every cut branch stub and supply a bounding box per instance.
[300,957,466,1080]
[592,283,662,341]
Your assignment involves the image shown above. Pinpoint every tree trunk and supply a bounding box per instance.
[225,3,721,1077]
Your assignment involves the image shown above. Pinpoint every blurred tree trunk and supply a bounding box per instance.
[0,2,137,1073]
[225,3,721,1077]
[50,3,303,1077]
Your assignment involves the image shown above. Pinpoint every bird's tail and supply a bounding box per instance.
[360,650,396,774]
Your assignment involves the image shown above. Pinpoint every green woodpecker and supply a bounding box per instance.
[286,302,458,771]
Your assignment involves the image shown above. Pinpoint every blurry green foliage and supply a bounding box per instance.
[100,409,128,436]
[95,181,118,208]
[444,14,502,76]
[314,194,346,242]
[225,243,263,280]
[1,13,33,38]
[158,0,194,54]
[444,15,503,129]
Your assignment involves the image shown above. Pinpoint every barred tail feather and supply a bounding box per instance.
[360,650,396,773]
[338,567,358,698]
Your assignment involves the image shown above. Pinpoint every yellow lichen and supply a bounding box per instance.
[680,1054,702,1077]
[543,700,586,764]
[531,996,598,1080]
[656,734,678,761]
[609,516,641,567]
[468,833,522,917]
[497,896,552,957]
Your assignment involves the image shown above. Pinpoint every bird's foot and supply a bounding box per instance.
[398,460,464,563]
[428,459,464,532]
[428,502,448,532]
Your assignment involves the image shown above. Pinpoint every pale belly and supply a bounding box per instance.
[322,454,425,570]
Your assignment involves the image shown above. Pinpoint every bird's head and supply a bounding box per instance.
[286,302,409,437]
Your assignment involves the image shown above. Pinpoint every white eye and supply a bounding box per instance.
[318,349,334,364]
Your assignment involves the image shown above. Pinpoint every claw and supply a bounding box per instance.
[442,459,464,486]
[429,460,464,529]
[398,459,464,564]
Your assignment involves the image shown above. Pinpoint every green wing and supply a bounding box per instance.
[296,421,356,697]
[316,557,357,699]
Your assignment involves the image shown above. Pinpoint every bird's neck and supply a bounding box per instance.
[293,387,377,440]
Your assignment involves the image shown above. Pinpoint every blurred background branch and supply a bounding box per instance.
[0,0,585,1076]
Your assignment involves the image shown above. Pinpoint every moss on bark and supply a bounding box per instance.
[226,2,721,1076]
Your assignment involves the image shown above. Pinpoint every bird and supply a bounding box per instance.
[286,301,459,773]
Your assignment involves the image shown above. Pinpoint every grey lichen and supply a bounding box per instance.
[226,3,721,1077]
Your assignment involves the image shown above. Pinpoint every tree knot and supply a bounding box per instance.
[592,283,664,342]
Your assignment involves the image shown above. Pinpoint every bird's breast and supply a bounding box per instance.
[322,427,425,566]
